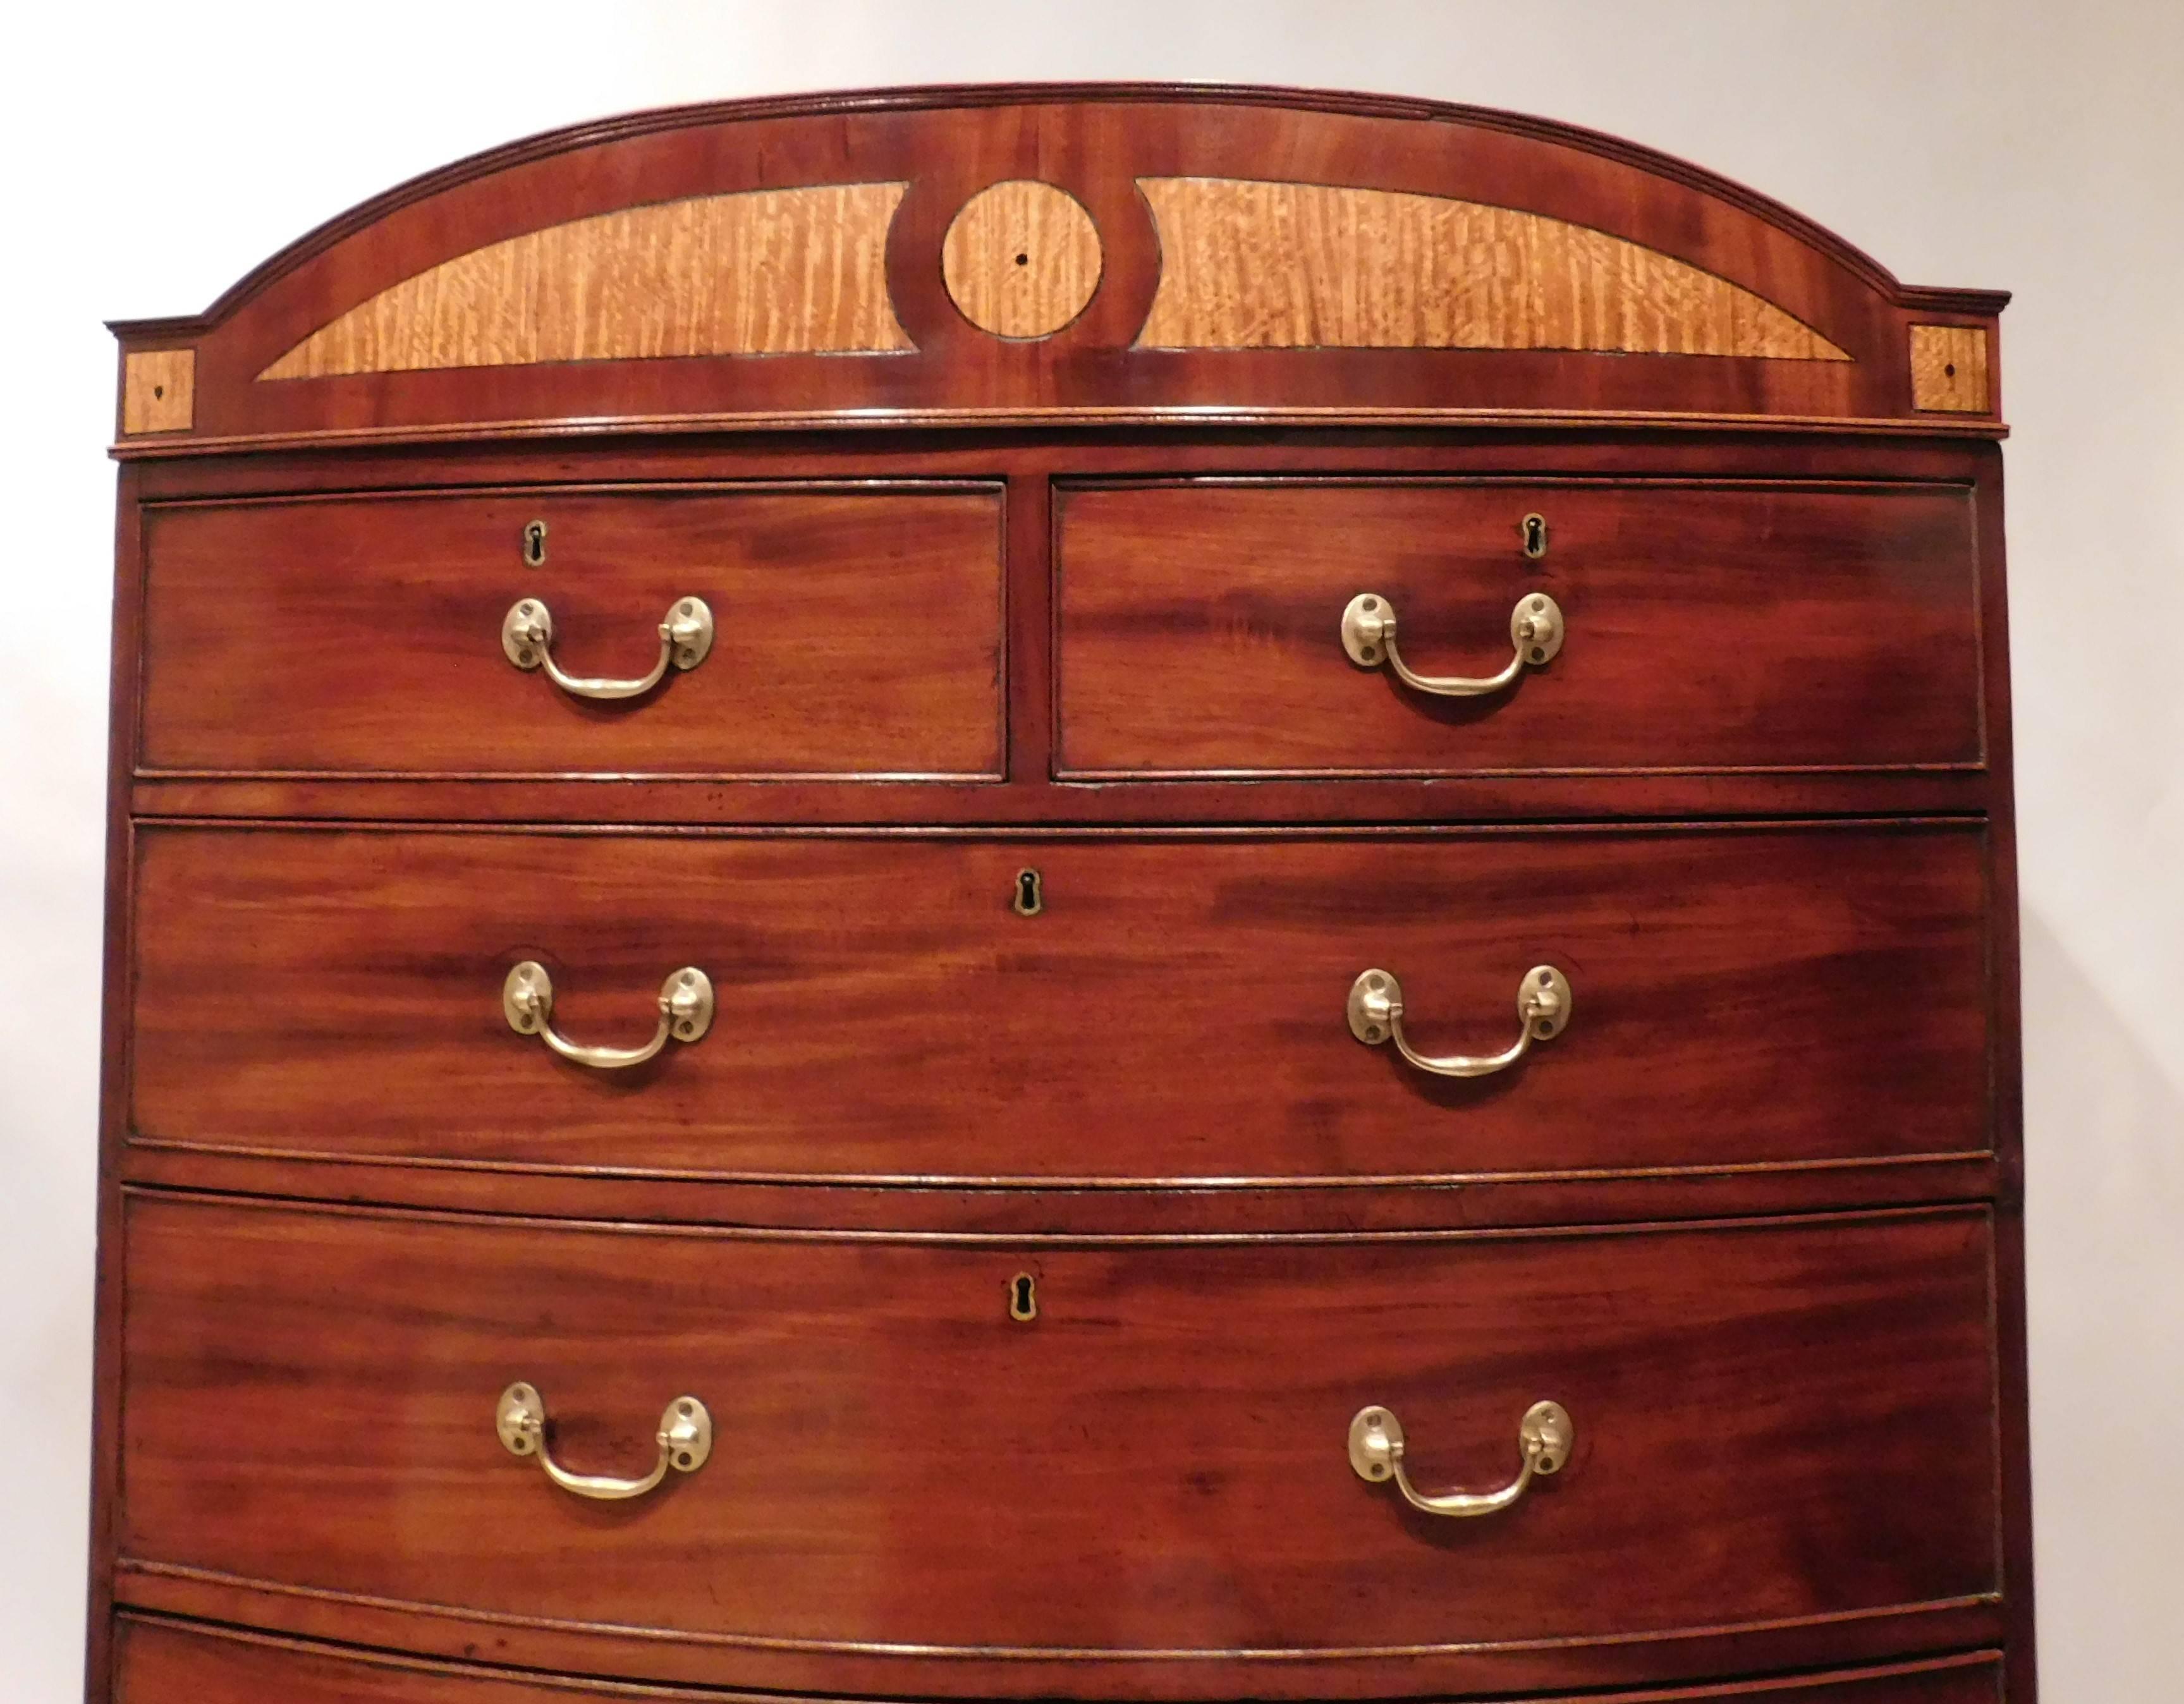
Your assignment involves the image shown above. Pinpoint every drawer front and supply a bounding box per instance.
[137,487,1004,776]
[1056,482,1981,776]
[130,824,1990,1183]
[119,1200,1999,1689]
[113,1621,2005,1704]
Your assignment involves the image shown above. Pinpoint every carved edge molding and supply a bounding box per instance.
[1134,178,1852,360]
[259,183,914,380]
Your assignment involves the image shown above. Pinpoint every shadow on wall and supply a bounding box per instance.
[2017,904,2182,1699]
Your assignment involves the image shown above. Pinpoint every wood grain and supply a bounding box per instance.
[1909,325,1991,412]
[116,1196,2000,1696]
[135,485,1004,777]
[113,1617,2005,1704]
[1137,179,1850,357]
[260,185,912,379]
[127,824,1991,1184]
[106,89,2010,441]
[90,84,2029,1704]
[941,180,1102,338]
[1057,479,1982,776]
[120,350,193,434]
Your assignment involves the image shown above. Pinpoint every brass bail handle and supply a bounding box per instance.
[1348,1401,1573,1518]
[1348,965,1571,1078]
[496,1382,712,1502]
[503,962,715,1070]
[502,596,715,700]
[1341,591,1564,697]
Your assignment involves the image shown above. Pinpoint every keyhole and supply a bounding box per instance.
[1012,868,1043,917]
[522,520,548,567]
[1520,513,1549,559]
[1008,1273,1038,1321]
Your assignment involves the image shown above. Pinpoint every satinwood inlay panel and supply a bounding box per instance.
[1135,177,1852,358]
[1909,325,1991,412]
[121,350,195,434]
[259,183,913,378]
[941,179,1104,339]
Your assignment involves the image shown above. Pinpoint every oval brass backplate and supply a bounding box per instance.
[1347,1404,1403,1480]
[1510,593,1565,667]
[1339,592,1392,667]
[1520,965,1571,1040]
[497,1381,544,1456]
[662,597,716,672]
[501,599,552,670]
[1347,968,1400,1045]
[1520,1399,1573,1475]
[661,1396,714,1472]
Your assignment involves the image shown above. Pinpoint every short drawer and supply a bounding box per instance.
[113,1619,2005,1704]
[1055,480,1982,776]
[136,484,1004,777]
[118,1200,2001,1696]
[128,823,1991,1186]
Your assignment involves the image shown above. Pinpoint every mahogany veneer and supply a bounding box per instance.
[1056,479,1983,775]
[92,84,2029,1704]
[138,486,1004,777]
[130,824,1991,1184]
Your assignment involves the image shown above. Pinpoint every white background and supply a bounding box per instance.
[3,3,2179,1698]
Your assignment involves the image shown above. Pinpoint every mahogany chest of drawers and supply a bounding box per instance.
[92,85,2030,1704]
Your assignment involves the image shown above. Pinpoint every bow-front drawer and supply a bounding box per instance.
[113,1620,2005,1704]
[134,484,1004,778]
[1055,480,1982,777]
[116,1196,2001,1698]
[127,822,1992,1188]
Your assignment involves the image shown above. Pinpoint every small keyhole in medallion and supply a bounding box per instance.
[1009,1273,1039,1321]
[1521,513,1549,559]
[1013,868,1043,916]
[522,520,548,567]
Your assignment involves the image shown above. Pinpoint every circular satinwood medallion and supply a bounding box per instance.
[941,180,1102,339]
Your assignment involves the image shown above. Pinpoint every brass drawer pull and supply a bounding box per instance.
[496,1382,711,1501]
[1348,965,1570,1078]
[1348,1400,1571,1518]
[501,596,714,700]
[502,961,714,1070]
[1341,591,1564,697]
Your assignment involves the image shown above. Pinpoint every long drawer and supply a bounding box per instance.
[114,1617,2006,1704]
[135,485,1005,777]
[117,1198,1999,1696]
[1056,480,1983,776]
[128,823,1991,1184]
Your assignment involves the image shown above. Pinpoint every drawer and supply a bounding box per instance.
[113,1621,2006,1704]
[130,824,1990,1184]
[118,1200,2001,1696]
[1055,481,1982,776]
[136,485,1004,777]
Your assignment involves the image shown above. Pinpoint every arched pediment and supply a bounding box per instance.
[111,85,2004,447]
